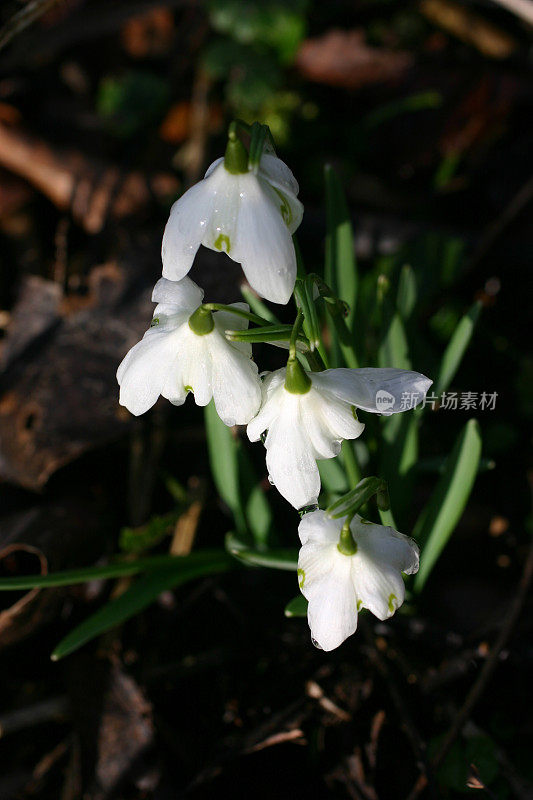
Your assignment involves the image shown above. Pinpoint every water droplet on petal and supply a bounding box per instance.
[311,638,323,650]
[267,475,275,485]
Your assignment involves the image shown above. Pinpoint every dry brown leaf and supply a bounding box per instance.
[295,29,412,90]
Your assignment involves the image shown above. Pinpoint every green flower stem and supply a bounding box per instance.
[337,514,357,555]
[202,303,271,327]
[289,310,305,360]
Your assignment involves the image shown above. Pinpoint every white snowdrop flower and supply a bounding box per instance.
[298,510,419,651]
[247,364,432,509]
[117,277,262,426]
[161,136,303,305]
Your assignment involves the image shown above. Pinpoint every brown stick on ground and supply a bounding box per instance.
[0,122,178,233]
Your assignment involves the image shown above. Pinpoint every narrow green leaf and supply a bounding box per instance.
[284,594,308,617]
[380,411,419,520]
[52,553,232,660]
[360,91,442,131]
[237,446,272,550]
[0,551,226,591]
[413,419,482,593]
[378,312,411,370]
[318,458,350,495]
[226,532,297,571]
[204,402,246,534]
[417,455,495,475]
[434,301,482,396]
[396,264,417,320]
[324,164,358,328]
[293,234,306,279]
[324,164,358,367]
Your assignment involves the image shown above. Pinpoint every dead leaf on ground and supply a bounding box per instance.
[295,29,412,90]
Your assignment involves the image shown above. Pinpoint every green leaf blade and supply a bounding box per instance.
[51,552,233,660]
[204,401,246,534]
[434,301,482,396]
[226,532,297,571]
[284,594,308,617]
[413,419,482,593]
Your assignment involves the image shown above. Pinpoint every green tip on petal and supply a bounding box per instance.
[297,568,305,589]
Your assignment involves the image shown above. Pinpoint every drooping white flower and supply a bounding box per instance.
[161,153,303,305]
[117,277,262,425]
[298,510,419,651]
[247,366,432,509]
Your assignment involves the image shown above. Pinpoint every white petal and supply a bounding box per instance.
[299,391,343,459]
[117,328,183,415]
[161,172,220,280]
[213,302,252,359]
[259,153,300,196]
[246,370,286,441]
[313,368,432,415]
[260,176,303,236]
[352,518,420,575]
[307,383,366,450]
[231,174,296,305]
[202,170,241,255]
[301,544,358,651]
[152,276,204,310]
[208,331,262,426]
[264,393,320,508]
[172,327,213,406]
[298,509,339,546]
[351,518,419,620]
[204,157,224,179]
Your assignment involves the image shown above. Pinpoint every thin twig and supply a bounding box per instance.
[0,0,59,52]
[407,528,533,800]
[360,620,437,799]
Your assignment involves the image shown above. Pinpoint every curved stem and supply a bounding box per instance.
[202,303,271,327]
[289,309,305,360]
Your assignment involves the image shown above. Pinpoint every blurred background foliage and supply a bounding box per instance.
[0,0,531,798]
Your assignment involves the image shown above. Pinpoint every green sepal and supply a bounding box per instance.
[188,306,214,335]
[337,520,358,555]
[284,357,311,394]
[224,123,248,175]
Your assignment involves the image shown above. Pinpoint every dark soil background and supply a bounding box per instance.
[0,1,531,798]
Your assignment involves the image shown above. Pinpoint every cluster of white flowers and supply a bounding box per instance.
[117,125,432,651]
